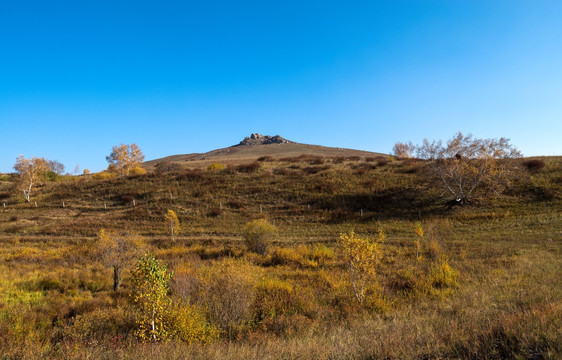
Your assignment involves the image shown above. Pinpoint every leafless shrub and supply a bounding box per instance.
[257,156,274,162]
[522,159,545,172]
[228,199,245,209]
[154,161,183,174]
[208,208,222,217]
[236,162,261,173]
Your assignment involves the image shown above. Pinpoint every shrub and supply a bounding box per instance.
[242,219,277,255]
[427,238,442,260]
[155,161,182,174]
[390,268,431,296]
[208,208,222,217]
[67,307,136,341]
[523,159,545,172]
[129,167,147,176]
[309,245,335,265]
[273,168,297,176]
[82,169,90,175]
[430,256,459,288]
[332,156,346,164]
[266,246,317,268]
[254,277,295,317]
[236,162,261,173]
[166,303,219,344]
[93,171,116,180]
[307,156,325,165]
[257,156,274,162]
[377,158,390,167]
[228,199,245,209]
[195,259,257,334]
[207,163,225,171]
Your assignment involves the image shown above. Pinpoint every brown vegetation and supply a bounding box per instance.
[0,153,559,359]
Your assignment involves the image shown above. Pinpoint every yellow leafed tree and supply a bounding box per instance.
[414,222,424,261]
[164,210,180,241]
[338,230,383,304]
[106,143,145,176]
[131,254,172,342]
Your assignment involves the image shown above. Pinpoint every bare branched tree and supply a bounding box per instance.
[47,160,65,175]
[392,141,415,158]
[416,132,521,206]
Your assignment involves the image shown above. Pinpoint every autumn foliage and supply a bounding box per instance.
[13,155,51,202]
[106,143,145,176]
[242,219,277,255]
[338,230,384,304]
[97,229,144,291]
[131,254,173,342]
[164,210,180,241]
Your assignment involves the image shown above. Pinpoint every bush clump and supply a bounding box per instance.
[430,256,459,288]
[242,219,277,255]
[129,167,147,176]
[196,259,257,334]
[523,159,546,172]
[155,161,182,174]
[236,162,260,173]
[93,171,116,180]
[207,163,225,171]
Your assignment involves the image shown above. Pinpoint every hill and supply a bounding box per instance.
[144,133,387,169]
[0,150,560,359]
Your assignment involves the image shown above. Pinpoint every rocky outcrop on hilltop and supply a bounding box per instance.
[236,133,294,146]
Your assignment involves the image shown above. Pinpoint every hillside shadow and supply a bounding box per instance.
[311,188,449,222]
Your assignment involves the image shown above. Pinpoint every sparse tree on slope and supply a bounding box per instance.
[13,155,51,202]
[416,132,521,206]
[338,230,383,304]
[131,254,172,342]
[164,209,180,242]
[392,141,415,158]
[106,143,145,176]
[97,229,144,291]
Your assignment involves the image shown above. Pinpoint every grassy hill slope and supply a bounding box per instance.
[143,141,387,169]
[0,155,560,359]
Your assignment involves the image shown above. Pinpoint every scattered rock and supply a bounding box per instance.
[236,133,294,146]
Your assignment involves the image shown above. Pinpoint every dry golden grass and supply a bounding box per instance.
[0,156,560,358]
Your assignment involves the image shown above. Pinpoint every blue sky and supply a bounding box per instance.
[1,1,561,173]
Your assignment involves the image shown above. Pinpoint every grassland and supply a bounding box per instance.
[0,155,560,359]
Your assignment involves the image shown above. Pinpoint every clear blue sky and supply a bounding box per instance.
[1,1,561,173]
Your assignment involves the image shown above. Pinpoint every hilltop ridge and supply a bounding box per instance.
[235,133,295,146]
[144,133,387,169]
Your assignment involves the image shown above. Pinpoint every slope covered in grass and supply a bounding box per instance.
[0,155,560,359]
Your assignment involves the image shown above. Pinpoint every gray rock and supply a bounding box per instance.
[236,134,294,146]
